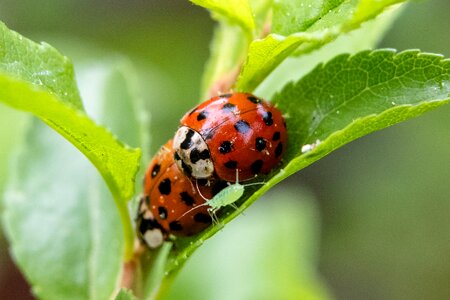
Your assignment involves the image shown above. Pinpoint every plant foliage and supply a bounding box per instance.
[0,1,449,299]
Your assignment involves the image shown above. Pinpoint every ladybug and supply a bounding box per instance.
[135,196,165,249]
[137,140,227,248]
[173,93,287,182]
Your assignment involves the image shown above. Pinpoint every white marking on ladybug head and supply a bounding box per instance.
[143,229,164,248]
[173,126,214,179]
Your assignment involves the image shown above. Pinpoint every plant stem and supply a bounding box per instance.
[114,195,135,261]
[153,269,179,300]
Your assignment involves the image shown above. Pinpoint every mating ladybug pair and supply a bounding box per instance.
[136,93,287,248]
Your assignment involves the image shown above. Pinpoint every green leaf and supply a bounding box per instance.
[115,289,137,300]
[0,23,141,258]
[1,58,148,300]
[163,50,450,278]
[236,30,339,92]
[190,0,255,38]
[352,0,403,25]
[76,57,151,183]
[2,121,125,300]
[273,0,352,36]
[256,4,403,98]
[236,0,406,92]
[0,22,82,108]
[0,75,140,203]
[275,50,450,151]
[0,105,28,190]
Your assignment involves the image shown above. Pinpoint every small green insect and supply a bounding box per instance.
[179,171,264,223]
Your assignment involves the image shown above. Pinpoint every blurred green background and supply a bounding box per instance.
[0,0,449,299]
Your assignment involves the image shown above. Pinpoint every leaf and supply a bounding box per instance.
[1,58,148,299]
[275,50,450,151]
[352,0,403,25]
[0,74,140,202]
[115,289,137,300]
[236,30,340,92]
[190,0,255,38]
[0,106,28,190]
[272,0,352,36]
[76,58,151,182]
[0,22,141,258]
[236,0,406,92]
[256,4,403,98]
[0,22,82,108]
[2,121,125,300]
[163,50,450,277]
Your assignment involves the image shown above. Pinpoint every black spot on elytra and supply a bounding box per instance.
[275,142,283,158]
[158,207,168,220]
[181,160,192,177]
[247,95,261,104]
[220,93,232,98]
[234,120,251,134]
[272,131,281,141]
[190,148,211,164]
[180,129,195,150]
[261,111,273,126]
[219,141,233,154]
[194,213,212,224]
[250,160,263,174]
[151,164,161,178]
[158,178,171,195]
[222,103,236,112]
[180,192,195,206]
[224,160,238,169]
[169,221,183,231]
[255,137,266,151]
[197,110,208,121]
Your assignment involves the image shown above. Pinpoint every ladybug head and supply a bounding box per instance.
[173,126,214,179]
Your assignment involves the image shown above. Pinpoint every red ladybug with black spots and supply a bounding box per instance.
[173,93,287,182]
[137,140,227,248]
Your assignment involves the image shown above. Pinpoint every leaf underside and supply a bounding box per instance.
[3,121,124,300]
